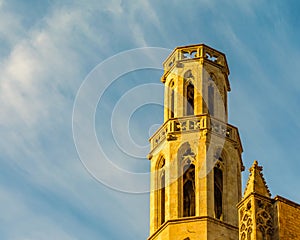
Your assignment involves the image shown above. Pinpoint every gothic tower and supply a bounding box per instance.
[148,44,244,240]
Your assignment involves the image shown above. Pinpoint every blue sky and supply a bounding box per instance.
[0,0,300,239]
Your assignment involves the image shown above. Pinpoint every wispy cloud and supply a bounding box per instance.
[0,0,158,238]
[0,0,299,239]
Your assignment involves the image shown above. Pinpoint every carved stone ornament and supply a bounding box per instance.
[240,200,253,240]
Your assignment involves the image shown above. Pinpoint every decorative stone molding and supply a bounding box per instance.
[256,199,274,239]
[239,200,253,240]
[149,114,241,151]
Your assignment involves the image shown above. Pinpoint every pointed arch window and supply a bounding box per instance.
[160,170,165,224]
[186,83,194,116]
[208,85,214,116]
[214,165,223,220]
[183,163,195,217]
[224,86,227,114]
[157,157,166,225]
[208,74,215,116]
[168,80,175,118]
[184,70,195,116]
[178,143,196,218]
[207,73,216,116]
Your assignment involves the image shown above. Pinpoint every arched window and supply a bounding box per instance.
[160,170,165,224]
[208,74,215,116]
[208,85,214,116]
[214,166,223,219]
[183,164,195,217]
[170,90,174,118]
[186,83,194,116]
[177,143,196,218]
[157,157,166,225]
[224,86,227,114]
[184,70,194,116]
[168,80,175,118]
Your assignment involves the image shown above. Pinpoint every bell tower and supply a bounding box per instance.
[148,44,244,240]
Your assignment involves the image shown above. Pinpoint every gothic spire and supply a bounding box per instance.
[243,160,271,198]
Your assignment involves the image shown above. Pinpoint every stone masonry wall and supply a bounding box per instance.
[274,196,300,240]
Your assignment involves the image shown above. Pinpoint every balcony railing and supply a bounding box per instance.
[149,115,240,151]
[163,44,228,77]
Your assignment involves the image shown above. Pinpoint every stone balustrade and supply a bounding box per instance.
[149,115,240,151]
[163,44,228,78]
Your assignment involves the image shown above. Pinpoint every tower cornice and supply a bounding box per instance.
[161,44,230,91]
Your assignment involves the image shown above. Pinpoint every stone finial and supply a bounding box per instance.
[243,160,271,198]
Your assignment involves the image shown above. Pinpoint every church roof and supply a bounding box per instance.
[243,160,271,198]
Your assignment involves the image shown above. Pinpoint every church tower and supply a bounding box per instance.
[148,44,244,240]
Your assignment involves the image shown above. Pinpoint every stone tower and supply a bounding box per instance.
[148,44,244,240]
